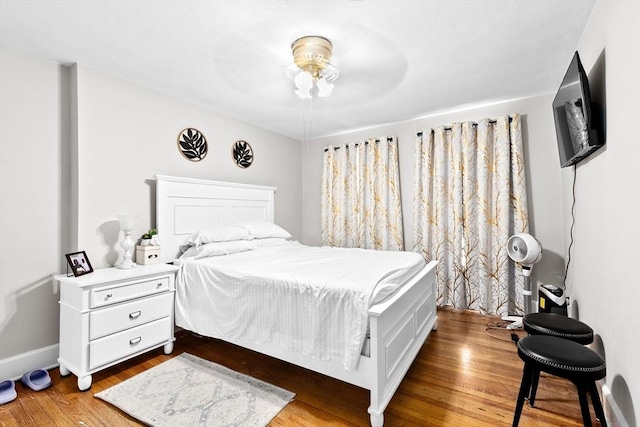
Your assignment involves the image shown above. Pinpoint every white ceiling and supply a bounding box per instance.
[0,0,596,141]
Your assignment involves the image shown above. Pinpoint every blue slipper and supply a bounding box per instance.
[21,369,51,391]
[0,380,17,405]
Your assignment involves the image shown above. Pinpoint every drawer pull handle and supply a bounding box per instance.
[129,337,142,345]
[129,311,141,319]
[156,282,163,288]
[148,254,158,259]
[106,293,113,299]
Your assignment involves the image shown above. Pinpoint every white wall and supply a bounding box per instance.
[0,48,302,378]
[302,94,566,293]
[568,1,640,425]
[73,64,302,269]
[0,46,62,372]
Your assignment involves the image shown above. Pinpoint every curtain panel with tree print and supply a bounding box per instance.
[321,137,404,251]
[413,114,529,316]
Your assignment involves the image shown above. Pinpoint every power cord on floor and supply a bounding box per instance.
[485,320,520,342]
[485,320,522,346]
[511,332,519,344]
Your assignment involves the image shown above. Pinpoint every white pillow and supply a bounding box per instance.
[253,237,290,248]
[187,225,253,247]
[236,221,291,239]
[180,240,257,259]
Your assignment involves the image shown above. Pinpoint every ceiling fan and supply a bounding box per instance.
[210,24,408,105]
[286,35,339,99]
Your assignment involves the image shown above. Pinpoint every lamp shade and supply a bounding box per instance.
[316,77,334,97]
[117,215,138,231]
[294,71,313,99]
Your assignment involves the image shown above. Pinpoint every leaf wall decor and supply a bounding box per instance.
[232,140,253,168]
[177,128,208,161]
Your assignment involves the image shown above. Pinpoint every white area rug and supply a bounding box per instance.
[95,353,295,426]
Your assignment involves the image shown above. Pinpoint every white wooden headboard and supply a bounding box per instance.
[155,175,277,263]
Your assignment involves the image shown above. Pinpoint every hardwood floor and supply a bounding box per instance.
[0,308,602,426]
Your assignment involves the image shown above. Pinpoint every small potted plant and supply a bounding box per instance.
[140,229,157,246]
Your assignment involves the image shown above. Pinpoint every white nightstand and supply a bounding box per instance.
[56,263,180,391]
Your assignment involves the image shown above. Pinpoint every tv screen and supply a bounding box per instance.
[552,51,603,167]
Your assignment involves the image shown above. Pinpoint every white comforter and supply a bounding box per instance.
[174,241,425,371]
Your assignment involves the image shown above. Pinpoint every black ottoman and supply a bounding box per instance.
[513,335,606,427]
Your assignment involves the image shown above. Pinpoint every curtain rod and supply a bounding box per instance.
[416,117,512,137]
[323,137,393,152]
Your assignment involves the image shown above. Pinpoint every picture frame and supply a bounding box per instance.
[177,127,208,162]
[65,251,94,277]
[232,140,253,168]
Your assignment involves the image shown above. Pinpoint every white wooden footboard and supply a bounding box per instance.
[366,260,438,427]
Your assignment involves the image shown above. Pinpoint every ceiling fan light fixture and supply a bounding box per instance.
[294,71,314,99]
[319,63,339,83]
[315,77,334,97]
[289,35,339,99]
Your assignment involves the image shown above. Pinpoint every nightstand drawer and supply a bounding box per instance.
[89,292,173,340]
[89,317,171,370]
[90,276,170,308]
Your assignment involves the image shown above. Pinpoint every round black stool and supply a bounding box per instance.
[523,312,594,344]
[513,335,607,427]
[523,313,594,405]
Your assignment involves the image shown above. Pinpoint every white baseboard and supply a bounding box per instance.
[601,383,629,427]
[0,344,59,381]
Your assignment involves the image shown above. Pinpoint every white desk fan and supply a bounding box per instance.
[503,233,542,329]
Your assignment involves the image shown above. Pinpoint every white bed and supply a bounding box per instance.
[155,175,438,427]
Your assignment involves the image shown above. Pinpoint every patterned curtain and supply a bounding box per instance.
[413,114,529,316]
[321,137,404,251]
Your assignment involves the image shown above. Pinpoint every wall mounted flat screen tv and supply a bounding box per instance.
[552,51,604,167]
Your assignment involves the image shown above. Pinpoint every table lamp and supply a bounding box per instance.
[116,214,138,269]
